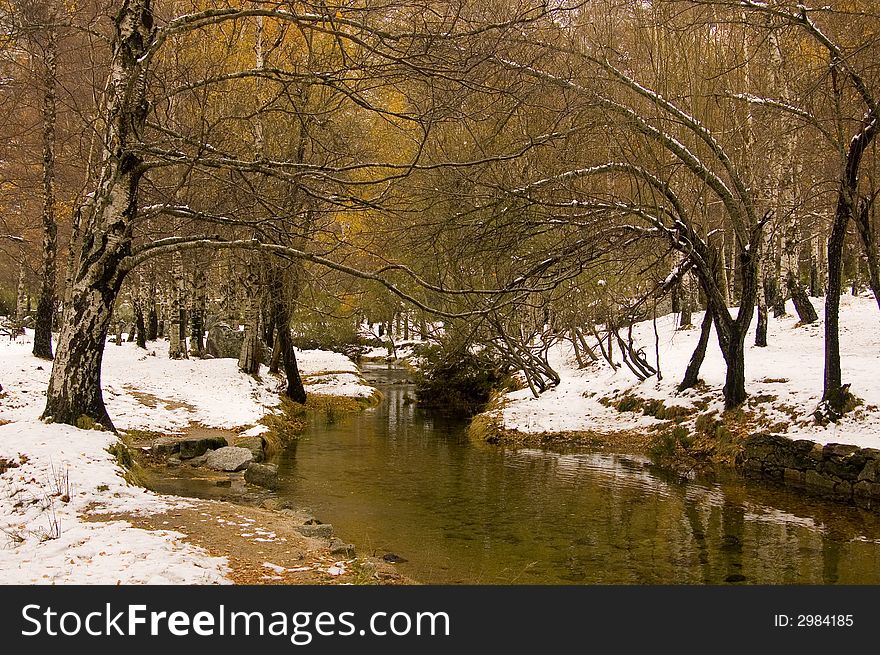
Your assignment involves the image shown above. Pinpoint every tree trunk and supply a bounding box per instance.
[134,296,146,349]
[43,269,128,430]
[274,305,306,404]
[718,233,731,308]
[266,263,306,402]
[693,237,759,410]
[570,328,585,368]
[809,242,822,297]
[238,264,262,375]
[787,271,818,324]
[262,310,275,350]
[269,335,282,374]
[678,274,693,328]
[190,266,207,357]
[766,267,785,318]
[822,208,847,416]
[755,243,768,347]
[719,322,748,409]
[147,298,158,341]
[168,252,188,359]
[16,256,28,325]
[821,110,877,417]
[855,198,880,310]
[32,23,58,361]
[678,307,713,391]
[42,0,153,430]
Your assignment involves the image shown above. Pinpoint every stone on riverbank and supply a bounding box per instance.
[244,462,278,489]
[205,446,253,472]
[293,523,333,539]
[188,451,211,467]
[152,435,228,460]
[329,538,355,557]
[233,435,265,462]
[738,432,880,509]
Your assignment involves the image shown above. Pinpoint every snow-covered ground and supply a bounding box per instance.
[497,294,880,450]
[0,336,373,583]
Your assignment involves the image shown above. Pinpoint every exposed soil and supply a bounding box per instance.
[86,500,410,585]
[123,386,196,413]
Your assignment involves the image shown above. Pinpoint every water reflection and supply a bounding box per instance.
[272,363,880,584]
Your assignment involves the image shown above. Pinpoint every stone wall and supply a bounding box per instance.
[737,433,880,510]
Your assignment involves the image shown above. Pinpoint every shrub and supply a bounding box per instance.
[414,345,508,415]
[615,394,643,413]
[649,425,692,460]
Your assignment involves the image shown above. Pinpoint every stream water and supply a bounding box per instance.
[271,363,880,584]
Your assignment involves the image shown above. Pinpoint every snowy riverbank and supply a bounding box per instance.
[488,294,880,451]
[0,337,374,584]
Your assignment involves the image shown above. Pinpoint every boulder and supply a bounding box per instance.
[152,438,180,457]
[329,538,355,557]
[205,446,253,472]
[244,462,278,489]
[293,523,333,539]
[205,323,244,359]
[232,435,265,462]
[804,469,836,494]
[179,435,228,459]
[152,435,228,460]
[188,451,212,467]
[824,443,860,459]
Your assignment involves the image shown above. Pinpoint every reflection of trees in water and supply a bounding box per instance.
[720,500,746,583]
[275,371,880,583]
[684,499,712,584]
[821,531,842,584]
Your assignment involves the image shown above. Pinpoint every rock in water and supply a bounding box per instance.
[205,446,253,472]
[382,553,407,564]
[244,462,278,489]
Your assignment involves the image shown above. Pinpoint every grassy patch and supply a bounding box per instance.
[76,414,97,430]
[609,394,693,421]
[614,394,643,413]
[107,441,144,486]
[649,424,693,461]
[261,393,380,449]
[261,398,309,447]
[467,412,504,444]
[122,428,165,443]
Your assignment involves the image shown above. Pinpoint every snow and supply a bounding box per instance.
[0,419,230,584]
[0,335,375,584]
[495,294,880,450]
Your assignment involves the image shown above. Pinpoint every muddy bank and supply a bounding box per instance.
[87,501,407,585]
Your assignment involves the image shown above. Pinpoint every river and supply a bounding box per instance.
[271,362,880,584]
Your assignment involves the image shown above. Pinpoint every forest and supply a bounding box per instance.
[1,0,877,432]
